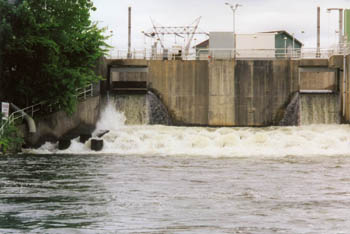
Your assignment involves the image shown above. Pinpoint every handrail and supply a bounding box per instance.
[76,84,93,100]
[10,103,36,133]
[108,46,350,60]
[199,48,348,60]
[0,84,94,136]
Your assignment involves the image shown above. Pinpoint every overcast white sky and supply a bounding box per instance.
[91,0,350,52]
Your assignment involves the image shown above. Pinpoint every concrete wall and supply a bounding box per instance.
[156,59,298,126]
[108,59,299,126]
[299,67,337,91]
[208,60,235,125]
[13,55,345,148]
[335,55,350,122]
[17,56,340,146]
[233,60,298,126]
[342,55,350,121]
[21,96,100,147]
[95,57,109,95]
[148,60,209,125]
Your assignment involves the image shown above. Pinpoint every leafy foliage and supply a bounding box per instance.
[0,0,108,113]
[0,115,23,154]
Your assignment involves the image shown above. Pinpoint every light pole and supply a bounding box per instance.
[335,30,339,51]
[141,31,145,59]
[300,31,305,58]
[284,37,287,57]
[109,30,114,58]
[225,2,242,58]
[292,33,295,57]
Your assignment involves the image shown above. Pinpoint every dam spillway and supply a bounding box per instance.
[106,58,344,127]
[300,93,341,125]
[19,57,349,147]
[105,91,172,126]
[28,99,350,157]
[107,59,299,126]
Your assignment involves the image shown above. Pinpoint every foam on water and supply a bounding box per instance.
[93,101,126,134]
[26,101,350,157]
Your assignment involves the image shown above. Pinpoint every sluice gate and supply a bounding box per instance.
[111,81,148,94]
[298,66,340,125]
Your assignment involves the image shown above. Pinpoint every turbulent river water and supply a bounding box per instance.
[2,154,350,233]
[2,101,350,233]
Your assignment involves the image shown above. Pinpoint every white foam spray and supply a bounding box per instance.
[93,101,126,135]
[26,100,350,157]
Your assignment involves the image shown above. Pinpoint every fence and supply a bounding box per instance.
[108,49,196,60]
[0,84,93,136]
[108,45,350,61]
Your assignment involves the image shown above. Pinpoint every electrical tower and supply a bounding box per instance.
[143,17,209,56]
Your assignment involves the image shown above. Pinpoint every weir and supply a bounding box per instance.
[300,93,340,125]
[16,56,350,146]
[106,59,344,126]
[29,101,350,157]
[298,65,340,125]
[112,94,148,125]
[107,91,172,126]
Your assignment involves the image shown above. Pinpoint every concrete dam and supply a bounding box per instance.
[21,55,348,147]
[103,58,342,127]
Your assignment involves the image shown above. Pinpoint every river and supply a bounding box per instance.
[2,102,350,233]
[1,154,350,233]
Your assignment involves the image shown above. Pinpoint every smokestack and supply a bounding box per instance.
[128,6,132,59]
[317,6,320,58]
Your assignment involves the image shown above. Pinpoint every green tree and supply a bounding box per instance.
[0,114,24,154]
[0,0,108,113]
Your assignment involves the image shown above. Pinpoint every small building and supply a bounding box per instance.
[194,39,209,60]
[195,30,303,59]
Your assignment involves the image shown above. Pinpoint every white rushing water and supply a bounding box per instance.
[27,101,350,157]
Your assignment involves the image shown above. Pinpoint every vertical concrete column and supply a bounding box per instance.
[208,60,236,126]
[346,55,350,121]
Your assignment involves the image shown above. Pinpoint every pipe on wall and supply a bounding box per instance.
[10,103,36,133]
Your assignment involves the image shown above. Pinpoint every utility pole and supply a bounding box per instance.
[317,6,320,58]
[225,2,242,59]
[127,6,132,59]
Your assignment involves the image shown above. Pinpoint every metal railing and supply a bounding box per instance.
[0,101,43,136]
[108,49,197,60]
[0,84,94,136]
[203,48,333,60]
[76,83,93,100]
[109,45,350,61]
[197,47,350,60]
